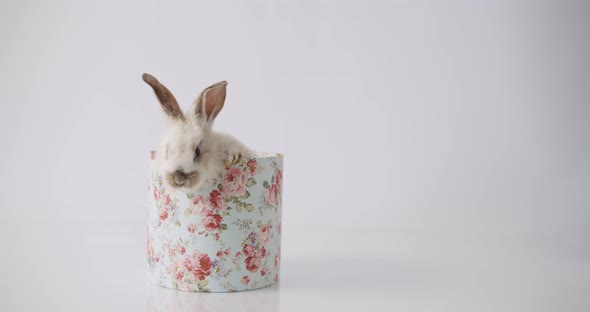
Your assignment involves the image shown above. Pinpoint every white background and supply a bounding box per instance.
[1,0,588,311]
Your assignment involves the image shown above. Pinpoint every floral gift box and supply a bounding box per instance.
[147,152,283,292]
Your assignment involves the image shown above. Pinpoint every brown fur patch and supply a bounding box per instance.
[142,73,184,120]
[164,170,200,189]
[184,171,200,189]
[164,174,179,189]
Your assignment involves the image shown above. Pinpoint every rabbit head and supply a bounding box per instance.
[143,73,228,189]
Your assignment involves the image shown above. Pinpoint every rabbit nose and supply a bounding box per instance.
[174,172,187,185]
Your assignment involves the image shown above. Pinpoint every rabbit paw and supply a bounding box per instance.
[225,148,243,167]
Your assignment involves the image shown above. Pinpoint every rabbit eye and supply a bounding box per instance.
[194,147,201,158]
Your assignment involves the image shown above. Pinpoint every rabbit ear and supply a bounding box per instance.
[194,81,227,122]
[142,73,184,120]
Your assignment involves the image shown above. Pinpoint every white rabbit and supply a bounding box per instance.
[143,73,253,190]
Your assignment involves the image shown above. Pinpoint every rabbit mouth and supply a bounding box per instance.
[165,170,200,189]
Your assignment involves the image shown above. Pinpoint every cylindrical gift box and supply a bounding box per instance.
[147,152,283,292]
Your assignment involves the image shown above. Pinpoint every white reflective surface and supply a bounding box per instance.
[147,284,280,312]
[5,227,588,311]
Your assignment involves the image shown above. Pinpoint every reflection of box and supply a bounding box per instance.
[147,152,283,292]
[147,283,279,311]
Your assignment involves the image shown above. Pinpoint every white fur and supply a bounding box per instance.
[156,107,252,190]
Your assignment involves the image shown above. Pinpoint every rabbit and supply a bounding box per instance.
[142,73,253,190]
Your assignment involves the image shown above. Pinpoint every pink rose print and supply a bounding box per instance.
[245,256,261,273]
[216,248,231,258]
[154,188,161,201]
[258,224,271,245]
[256,246,266,259]
[274,254,280,268]
[208,190,227,211]
[158,207,168,221]
[191,195,209,216]
[242,243,267,274]
[222,167,248,196]
[187,224,197,233]
[275,169,283,187]
[164,194,171,205]
[261,267,268,276]
[169,259,186,281]
[166,244,187,257]
[202,213,223,231]
[247,159,258,175]
[175,270,185,281]
[243,244,256,257]
[183,251,212,281]
[241,276,250,285]
[266,183,280,206]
